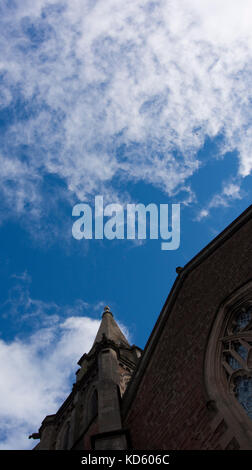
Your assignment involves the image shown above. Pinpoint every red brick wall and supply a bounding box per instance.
[124,218,252,449]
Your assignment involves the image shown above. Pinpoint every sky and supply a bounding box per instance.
[0,0,252,449]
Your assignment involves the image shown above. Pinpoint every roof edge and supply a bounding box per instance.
[122,204,252,417]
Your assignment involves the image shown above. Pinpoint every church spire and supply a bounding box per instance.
[102,305,113,316]
[92,305,130,348]
[32,304,142,450]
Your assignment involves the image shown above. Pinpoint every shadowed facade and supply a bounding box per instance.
[31,205,252,450]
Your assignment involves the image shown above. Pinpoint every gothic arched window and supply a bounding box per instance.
[89,389,98,422]
[222,305,252,420]
[205,283,252,449]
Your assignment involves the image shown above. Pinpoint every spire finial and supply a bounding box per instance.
[102,305,113,317]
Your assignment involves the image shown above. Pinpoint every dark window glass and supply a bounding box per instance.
[234,376,252,420]
[233,308,252,332]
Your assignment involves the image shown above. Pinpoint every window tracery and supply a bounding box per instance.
[205,285,252,449]
[221,305,252,420]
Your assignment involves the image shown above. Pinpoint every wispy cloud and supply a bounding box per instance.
[195,180,243,221]
[1,271,101,333]
[0,1,252,230]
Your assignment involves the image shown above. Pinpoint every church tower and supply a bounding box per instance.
[31,306,142,450]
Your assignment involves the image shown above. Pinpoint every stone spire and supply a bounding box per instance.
[31,304,142,450]
[92,306,130,348]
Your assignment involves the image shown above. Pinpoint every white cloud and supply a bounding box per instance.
[222,183,242,199]
[0,312,130,450]
[196,208,209,221]
[196,180,243,221]
[0,1,252,223]
[0,273,131,449]
[0,315,100,450]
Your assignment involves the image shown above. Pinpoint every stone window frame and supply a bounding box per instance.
[205,280,252,449]
[56,419,71,450]
[89,388,98,421]
[79,384,99,431]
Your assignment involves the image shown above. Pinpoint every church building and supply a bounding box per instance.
[30,205,252,450]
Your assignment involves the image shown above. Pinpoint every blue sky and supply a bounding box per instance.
[0,0,252,449]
